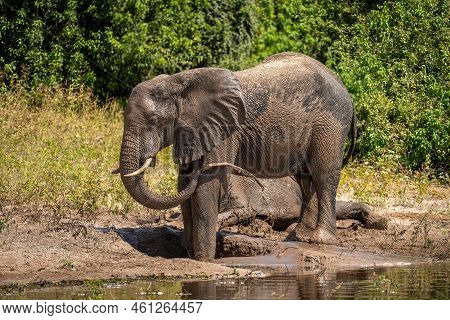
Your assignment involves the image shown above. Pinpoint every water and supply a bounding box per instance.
[2,263,448,300]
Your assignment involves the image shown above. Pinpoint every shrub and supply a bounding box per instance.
[1,0,448,174]
[0,0,256,97]
[328,0,449,173]
[248,0,449,174]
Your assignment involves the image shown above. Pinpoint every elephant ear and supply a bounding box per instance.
[173,68,246,164]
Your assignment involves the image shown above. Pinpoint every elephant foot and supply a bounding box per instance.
[287,223,337,245]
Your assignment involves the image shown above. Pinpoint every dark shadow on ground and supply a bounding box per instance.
[97,226,188,258]
[96,225,257,259]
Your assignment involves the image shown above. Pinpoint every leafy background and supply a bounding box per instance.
[0,0,448,194]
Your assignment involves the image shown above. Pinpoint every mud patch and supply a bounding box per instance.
[0,208,245,286]
[0,204,448,287]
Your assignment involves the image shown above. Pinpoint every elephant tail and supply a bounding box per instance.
[342,107,356,167]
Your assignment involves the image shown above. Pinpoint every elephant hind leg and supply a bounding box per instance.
[287,201,388,234]
[294,175,318,230]
[288,130,342,244]
[336,201,388,230]
[218,208,255,229]
[288,173,338,244]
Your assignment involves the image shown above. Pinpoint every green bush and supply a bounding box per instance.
[249,0,449,174]
[0,0,256,96]
[405,107,449,172]
[327,0,449,174]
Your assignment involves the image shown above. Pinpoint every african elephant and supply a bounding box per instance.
[217,174,388,231]
[115,52,356,261]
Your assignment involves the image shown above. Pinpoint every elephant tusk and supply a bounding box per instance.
[123,158,153,177]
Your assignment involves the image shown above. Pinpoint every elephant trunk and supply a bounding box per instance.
[119,134,198,210]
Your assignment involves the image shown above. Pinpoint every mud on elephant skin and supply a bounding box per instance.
[115,52,357,260]
[217,174,388,232]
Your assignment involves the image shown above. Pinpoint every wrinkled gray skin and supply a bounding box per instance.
[117,53,356,260]
[217,174,388,232]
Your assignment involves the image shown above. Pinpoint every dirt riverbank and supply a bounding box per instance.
[0,199,448,287]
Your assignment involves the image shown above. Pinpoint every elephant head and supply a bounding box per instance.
[116,68,246,210]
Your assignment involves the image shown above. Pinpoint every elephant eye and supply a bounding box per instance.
[144,114,158,125]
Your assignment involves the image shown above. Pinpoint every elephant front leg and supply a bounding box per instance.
[180,199,194,257]
[178,171,194,257]
[191,173,221,261]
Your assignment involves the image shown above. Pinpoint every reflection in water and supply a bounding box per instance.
[2,263,448,300]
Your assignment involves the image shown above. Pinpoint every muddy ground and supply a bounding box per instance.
[0,200,448,287]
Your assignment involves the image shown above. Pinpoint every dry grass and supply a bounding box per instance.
[0,86,176,217]
[0,86,447,218]
[339,163,449,209]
